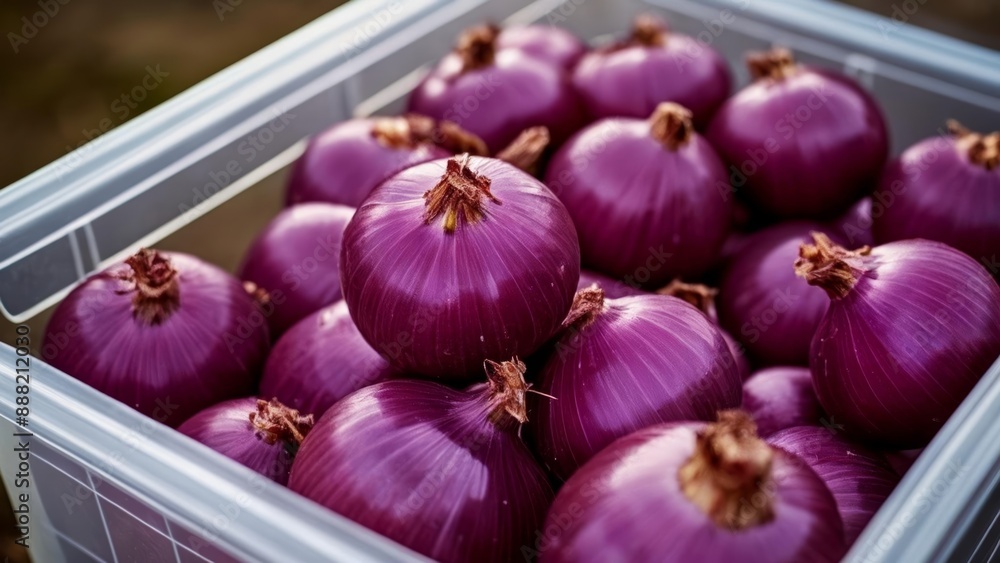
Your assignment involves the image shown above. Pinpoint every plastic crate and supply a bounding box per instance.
[2,0,999,561]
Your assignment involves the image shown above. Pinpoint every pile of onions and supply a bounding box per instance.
[796,233,1000,447]
[408,25,583,152]
[742,367,825,437]
[545,103,732,286]
[43,249,267,427]
[537,411,845,562]
[495,24,587,71]
[872,120,999,266]
[769,426,899,543]
[572,15,731,126]
[707,48,888,219]
[532,287,742,480]
[340,155,579,380]
[237,203,354,336]
[259,301,400,417]
[178,397,313,485]
[289,359,553,563]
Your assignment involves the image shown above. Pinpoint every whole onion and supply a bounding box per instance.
[576,270,644,299]
[536,411,845,562]
[872,121,999,268]
[43,249,267,427]
[495,24,586,71]
[237,203,354,336]
[707,48,888,219]
[742,367,824,437]
[796,233,1000,447]
[532,287,742,480]
[259,301,401,418]
[769,426,899,544]
[408,25,583,152]
[289,359,553,563]
[341,155,579,380]
[718,222,837,366]
[572,15,730,126]
[545,102,732,286]
[178,397,313,485]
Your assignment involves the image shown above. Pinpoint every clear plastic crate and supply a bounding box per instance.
[1,0,999,561]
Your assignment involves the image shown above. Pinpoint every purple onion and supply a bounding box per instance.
[178,397,313,485]
[576,270,645,299]
[797,234,1000,447]
[340,155,580,380]
[830,197,875,247]
[237,203,353,336]
[769,426,899,544]
[43,249,267,427]
[743,366,825,437]
[496,25,586,70]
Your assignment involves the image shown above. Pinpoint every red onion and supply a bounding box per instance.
[532,287,742,480]
[796,233,1000,447]
[178,397,313,485]
[289,359,553,563]
[237,203,354,336]
[536,412,845,562]
[718,221,837,366]
[495,24,586,71]
[830,197,875,247]
[742,367,824,437]
[572,15,730,127]
[872,121,999,268]
[576,270,644,299]
[545,103,732,286]
[43,249,267,427]
[341,155,579,380]
[408,25,583,152]
[769,426,899,544]
[259,301,401,418]
[706,48,888,219]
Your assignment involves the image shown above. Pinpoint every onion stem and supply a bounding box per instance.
[121,248,180,326]
[562,285,606,331]
[630,14,667,47]
[747,47,797,81]
[423,154,500,233]
[371,115,436,149]
[458,24,499,72]
[484,358,532,426]
[948,120,1000,171]
[495,126,551,174]
[249,398,315,446]
[794,232,871,300]
[649,103,694,151]
[657,279,717,316]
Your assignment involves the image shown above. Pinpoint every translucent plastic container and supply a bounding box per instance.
[1,0,999,561]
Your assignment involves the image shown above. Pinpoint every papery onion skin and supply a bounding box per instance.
[769,426,899,544]
[872,123,1000,269]
[259,301,401,418]
[798,235,1000,447]
[496,25,587,71]
[178,397,313,485]
[718,222,836,367]
[576,270,645,299]
[341,155,580,380]
[706,48,888,219]
[43,250,267,427]
[237,203,354,336]
[545,103,732,286]
[289,360,553,563]
[533,289,742,480]
[743,367,825,437]
[537,414,845,563]
[572,15,730,127]
[286,117,450,207]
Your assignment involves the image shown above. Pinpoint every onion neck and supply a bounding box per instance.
[747,47,798,81]
[657,279,717,318]
[562,285,606,331]
[423,154,500,233]
[949,120,1000,171]
[435,120,489,156]
[794,232,872,300]
[458,24,499,72]
[371,115,437,149]
[630,14,667,47]
[243,281,271,309]
[121,248,180,326]
[483,358,532,430]
[249,398,315,448]
[678,411,775,530]
[495,126,551,174]
[649,103,694,151]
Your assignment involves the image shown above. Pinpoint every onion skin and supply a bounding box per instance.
[289,360,553,563]
[706,48,888,219]
[872,123,1000,270]
[537,413,845,562]
[572,15,730,127]
[259,301,401,418]
[718,222,836,367]
[496,25,586,71]
[576,270,645,299]
[798,235,1000,447]
[769,426,899,544]
[43,250,267,427]
[341,155,579,380]
[533,288,742,480]
[830,197,875,247]
[545,103,732,286]
[237,203,354,336]
[743,367,825,437]
[178,397,313,485]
